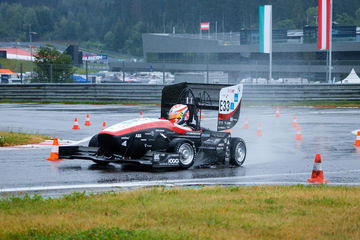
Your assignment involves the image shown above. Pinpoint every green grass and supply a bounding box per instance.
[72,66,99,74]
[0,131,50,146]
[0,59,33,72]
[5,227,190,240]
[0,185,359,240]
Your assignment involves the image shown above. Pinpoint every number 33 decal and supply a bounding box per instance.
[220,100,230,112]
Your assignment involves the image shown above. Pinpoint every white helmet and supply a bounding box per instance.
[168,104,189,125]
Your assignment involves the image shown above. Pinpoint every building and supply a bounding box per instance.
[0,48,35,61]
[110,25,360,83]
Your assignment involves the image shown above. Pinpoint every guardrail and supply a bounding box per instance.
[0,83,360,103]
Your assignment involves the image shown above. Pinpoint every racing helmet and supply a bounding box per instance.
[168,104,189,125]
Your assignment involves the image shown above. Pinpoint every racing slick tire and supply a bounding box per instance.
[168,139,196,169]
[229,138,246,166]
[88,134,109,165]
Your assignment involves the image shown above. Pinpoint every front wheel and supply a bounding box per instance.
[88,134,109,165]
[168,139,196,169]
[229,138,246,166]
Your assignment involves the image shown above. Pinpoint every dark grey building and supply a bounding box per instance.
[110,26,360,83]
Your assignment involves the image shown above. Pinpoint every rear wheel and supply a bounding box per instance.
[168,139,196,169]
[229,138,246,166]
[88,134,109,165]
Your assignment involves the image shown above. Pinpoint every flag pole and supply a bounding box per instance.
[269,6,272,84]
[208,22,210,39]
[215,21,218,40]
[328,0,333,83]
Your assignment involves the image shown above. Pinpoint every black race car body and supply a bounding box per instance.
[59,82,246,169]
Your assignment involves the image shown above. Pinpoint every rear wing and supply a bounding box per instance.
[160,82,243,131]
[217,84,243,131]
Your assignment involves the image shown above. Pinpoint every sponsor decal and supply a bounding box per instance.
[140,139,147,142]
[155,129,165,132]
[186,132,201,136]
[121,141,127,147]
[154,154,160,161]
[230,102,234,110]
[82,54,108,61]
[167,158,179,164]
[160,133,167,139]
[144,131,155,136]
[121,136,130,140]
[135,134,142,138]
[234,93,239,102]
[144,144,152,148]
[219,100,231,112]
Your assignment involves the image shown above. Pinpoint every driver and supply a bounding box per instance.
[168,104,193,130]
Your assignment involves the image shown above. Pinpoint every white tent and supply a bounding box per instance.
[336,68,360,84]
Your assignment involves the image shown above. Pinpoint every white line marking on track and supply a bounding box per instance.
[1,169,359,193]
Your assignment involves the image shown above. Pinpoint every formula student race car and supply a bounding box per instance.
[59,82,246,169]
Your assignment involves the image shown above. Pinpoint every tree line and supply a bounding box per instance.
[1,0,360,56]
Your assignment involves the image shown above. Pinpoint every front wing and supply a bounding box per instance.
[59,146,182,168]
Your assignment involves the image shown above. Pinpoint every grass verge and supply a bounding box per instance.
[0,59,33,73]
[0,131,50,147]
[0,185,359,240]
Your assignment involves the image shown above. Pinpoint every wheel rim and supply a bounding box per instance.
[235,142,245,163]
[178,143,194,165]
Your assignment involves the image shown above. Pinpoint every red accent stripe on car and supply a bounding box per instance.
[99,120,192,136]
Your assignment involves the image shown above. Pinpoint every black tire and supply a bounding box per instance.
[88,134,99,147]
[229,138,246,166]
[88,134,108,165]
[168,139,196,169]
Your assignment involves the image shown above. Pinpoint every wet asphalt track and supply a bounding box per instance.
[1,103,360,195]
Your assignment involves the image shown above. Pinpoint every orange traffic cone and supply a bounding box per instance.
[275,107,281,117]
[102,121,107,130]
[295,125,303,141]
[72,118,80,130]
[256,122,263,136]
[139,111,143,118]
[354,131,360,146]
[243,118,249,129]
[291,115,298,127]
[84,114,91,126]
[307,154,328,184]
[46,138,63,161]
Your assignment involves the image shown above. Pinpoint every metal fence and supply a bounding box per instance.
[1,60,359,85]
[1,83,360,103]
[0,62,110,84]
